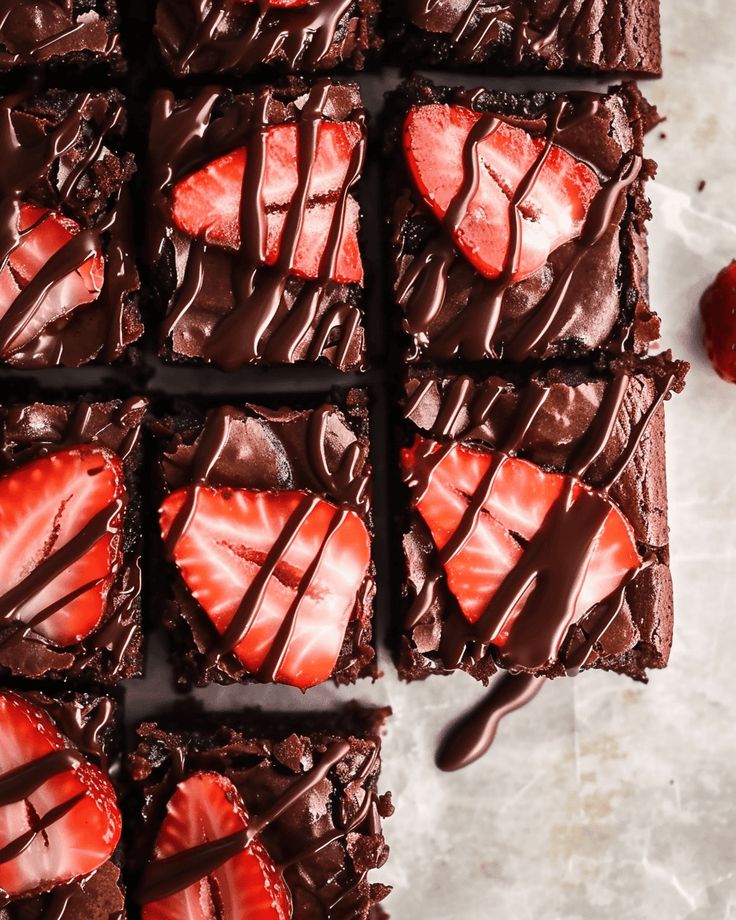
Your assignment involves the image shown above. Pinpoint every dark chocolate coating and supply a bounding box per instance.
[148,78,367,371]
[397,354,687,684]
[388,0,661,76]
[155,0,383,77]
[0,396,147,685]
[385,78,659,364]
[0,89,141,368]
[151,390,377,688]
[128,708,393,920]
[0,0,123,73]
[0,689,125,920]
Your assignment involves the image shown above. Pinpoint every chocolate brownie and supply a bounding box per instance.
[155,0,383,77]
[396,354,687,684]
[385,77,659,363]
[0,395,147,685]
[0,89,142,368]
[151,390,377,689]
[388,0,661,76]
[0,1,124,73]
[128,707,392,920]
[0,688,125,919]
[148,78,368,371]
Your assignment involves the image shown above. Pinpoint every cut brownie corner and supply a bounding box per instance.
[148,78,368,371]
[0,394,148,686]
[127,704,392,920]
[385,76,659,365]
[150,390,377,690]
[396,353,687,685]
[0,88,142,368]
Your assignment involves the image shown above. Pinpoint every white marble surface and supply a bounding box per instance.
[126,2,736,916]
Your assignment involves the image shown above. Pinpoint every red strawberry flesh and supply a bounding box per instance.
[0,691,121,899]
[141,772,291,920]
[159,487,370,689]
[171,122,363,284]
[403,104,601,282]
[0,205,105,353]
[701,259,736,383]
[0,446,126,647]
[401,437,641,648]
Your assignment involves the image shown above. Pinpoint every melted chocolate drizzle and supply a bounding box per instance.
[397,91,643,362]
[0,90,138,366]
[156,0,359,76]
[162,403,372,683]
[136,738,377,906]
[407,0,596,66]
[150,81,366,370]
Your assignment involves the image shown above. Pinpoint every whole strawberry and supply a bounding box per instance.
[701,260,736,382]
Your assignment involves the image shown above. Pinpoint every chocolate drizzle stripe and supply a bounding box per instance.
[137,740,351,904]
[0,749,83,806]
[0,498,123,625]
[0,791,86,864]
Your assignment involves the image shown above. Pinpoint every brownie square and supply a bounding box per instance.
[0,395,147,685]
[151,390,377,688]
[396,354,687,684]
[387,0,661,76]
[148,78,368,371]
[155,0,383,78]
[385,78,659,364]
[128,707,392,920]
[0,688,126,919]
[0,89,142,368]
[0,1,124,73]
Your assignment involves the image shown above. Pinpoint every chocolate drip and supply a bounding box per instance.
[436,672,545,771]
[0,792,85,864]
[397,90,645,361]
[0,750,83,806]
[156,0,355,76]
[0,90,138,365]
[137,740,351,904]
[405,368,675,675]
[151,81,366,370]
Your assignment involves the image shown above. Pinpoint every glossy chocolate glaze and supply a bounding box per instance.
[128,709,392,920]
[0,691,124,919]
[394,0,661,75]
[387,78,659,363]
[0,0,123,72]
[0,396,147,684]
[148,79,367,371]
[0,90,141,368]
[153,392,377,688]
[155,0,382,77]
[398,355,687,685]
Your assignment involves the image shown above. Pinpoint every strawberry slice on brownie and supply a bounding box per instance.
[171,121,363,284]
[140,772,291,920]
[0,691,121,901]
[403,104,601,282]
[401,437,641,654]
[0,204,105,356]
[0,446,126,647]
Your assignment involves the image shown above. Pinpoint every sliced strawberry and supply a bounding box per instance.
[401,438,641,644]
[0,691,121,899]
[0,205,105,353]
[701,259,736,383]
[159,487,370,689]
[142,773,291,920]
[403,104,601,282]
[171,121,363,284]
[0,446,126,647]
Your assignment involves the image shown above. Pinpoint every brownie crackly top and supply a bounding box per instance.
[149,78,368,371]
[387,77,659,364]
[153,392,377,689]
